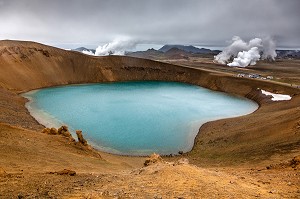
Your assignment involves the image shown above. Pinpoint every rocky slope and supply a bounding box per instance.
[0,40,299,198]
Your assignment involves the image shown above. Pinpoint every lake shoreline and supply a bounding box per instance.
[1,40,300,198]
[0,39,297,163]
[22,81,258,156]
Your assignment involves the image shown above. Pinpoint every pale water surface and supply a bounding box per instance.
[23,81,258,155]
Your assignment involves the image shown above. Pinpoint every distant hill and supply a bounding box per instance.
[276,50,300,59]
[165,47,188,54]
[164,47,190,59]
[72,47,95,54]
[126,48,164,59]
[159,45,215,54]
[127,45,220,61]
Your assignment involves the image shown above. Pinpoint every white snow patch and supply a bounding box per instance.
[261,90,291,101]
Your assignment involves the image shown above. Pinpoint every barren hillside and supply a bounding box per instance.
[0,40,299,198]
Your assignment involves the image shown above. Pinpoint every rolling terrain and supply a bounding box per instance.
[0,40,299,198]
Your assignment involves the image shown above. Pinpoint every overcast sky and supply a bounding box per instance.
[0,0,299,49]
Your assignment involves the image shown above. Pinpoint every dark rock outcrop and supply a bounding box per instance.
[58,125,73,137]
[48,169,76,176]
[50,127,58,135]
[76,130,88,146]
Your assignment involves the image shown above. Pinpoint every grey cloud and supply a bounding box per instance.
[0,0,299,48]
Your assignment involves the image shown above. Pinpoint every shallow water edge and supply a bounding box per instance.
[22,81,258,156]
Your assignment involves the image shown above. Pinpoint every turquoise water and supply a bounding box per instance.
[23,81,258,155]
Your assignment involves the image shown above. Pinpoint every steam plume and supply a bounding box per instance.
[82,50,95,56]
[261,36,277,60]
[227,47,260,67]
[95,37,138,56]
[214,36,277,67]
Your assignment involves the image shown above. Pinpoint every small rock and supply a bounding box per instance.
[56,169,76,176]
[144,153,163,166]
[48,169,76,176]
[178,151,184,155]
[289,155,300,168]
[41,128,50,134]
[58,125,71,136]
[49,127,58,135]
[17,193,24,199]
[76,130,88,146]
[269,190,276,194]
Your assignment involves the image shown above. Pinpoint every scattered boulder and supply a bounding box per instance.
[49,127,58,135]
[48,169,76,176]
[41,127,58,135]
[58,125,72,137]
[144,153,163,166]
[41,128,50,134]
[41,126,75,141]
[266,155,300,169]
[289,155,300,168]
[178,151,184,155]
[76,130,88,146]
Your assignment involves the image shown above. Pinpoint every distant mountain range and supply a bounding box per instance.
[126,45,221,60]
[71,45,300,60]
[276,50,300,59]
[158,45,217,54]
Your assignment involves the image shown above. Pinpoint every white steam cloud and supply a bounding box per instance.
[95,37,138,56]
[227,47,260,67]
[82,50,95,56]
[214,36,277,67]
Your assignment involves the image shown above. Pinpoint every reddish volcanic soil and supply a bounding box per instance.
[0,40,299,198]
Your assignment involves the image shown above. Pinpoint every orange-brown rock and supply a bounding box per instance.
[144,153,163,166]
[41,127,58,135]
[49,127,58,135]
[76,130,88,146]
[41,128,50,134]
[0,40,300,198]
[58,125,71,137]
